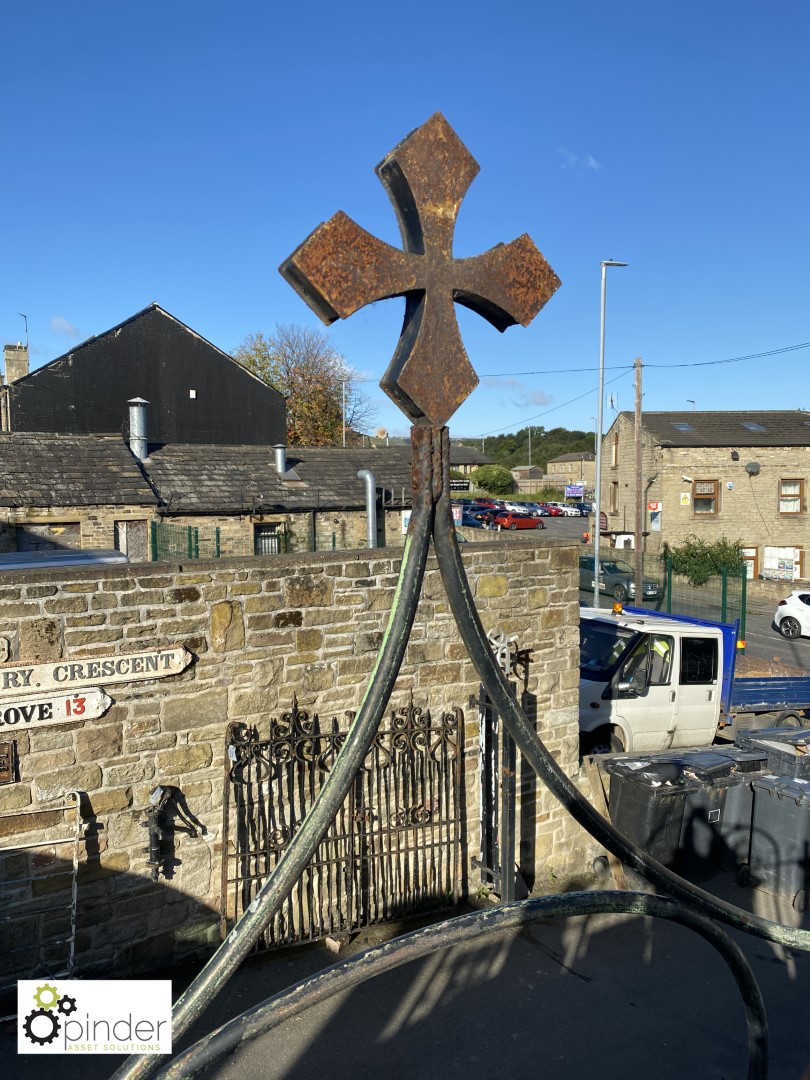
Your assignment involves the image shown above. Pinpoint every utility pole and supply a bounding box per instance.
[634,357,643,604]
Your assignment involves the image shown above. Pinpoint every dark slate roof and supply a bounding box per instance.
[619,410,810,447]
[448,445,494,466]
[0,434,158,507]
[143,444,414,513]
[547,451,595,462]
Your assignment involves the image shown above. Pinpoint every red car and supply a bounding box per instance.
[538,502,563,516]
[474,498,505,511]
[493,512,545,531]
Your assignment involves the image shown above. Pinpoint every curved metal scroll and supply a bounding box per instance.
[153,892,767,1080]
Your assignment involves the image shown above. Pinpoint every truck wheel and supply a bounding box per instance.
[774,711,806,729]
[612,584,627,603]
[780,616,802,639]
[583,727,625,756]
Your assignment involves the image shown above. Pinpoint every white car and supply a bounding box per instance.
[549,502,581,517]
[774,591,810,638]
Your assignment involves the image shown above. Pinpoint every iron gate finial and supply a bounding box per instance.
[279,112,561,427]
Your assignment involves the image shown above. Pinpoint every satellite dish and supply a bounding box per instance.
[375,428,389,439]
[744,461,761,476]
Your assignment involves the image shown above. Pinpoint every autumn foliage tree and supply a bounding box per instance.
[233,325,376,446]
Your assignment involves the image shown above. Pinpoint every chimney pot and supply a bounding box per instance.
[128,398,150,462]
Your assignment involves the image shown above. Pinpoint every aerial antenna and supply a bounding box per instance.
[17,312,28,350]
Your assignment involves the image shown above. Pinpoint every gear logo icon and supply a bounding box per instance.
[33,983,59,1010]
[57,995,77,1016]
[23,1007,61,1045]
[22,983,79,1047]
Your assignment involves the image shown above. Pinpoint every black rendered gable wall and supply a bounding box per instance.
[8,307,286,445]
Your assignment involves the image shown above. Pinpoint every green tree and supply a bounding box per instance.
[233,325,376,446]
[470,464,515,496]
[663,535,746,586]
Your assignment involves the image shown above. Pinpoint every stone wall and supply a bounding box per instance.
[0,537,595,980]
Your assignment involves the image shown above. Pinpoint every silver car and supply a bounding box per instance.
[579,555,662,602]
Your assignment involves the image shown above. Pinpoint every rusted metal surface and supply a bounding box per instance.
[280,113,560,427]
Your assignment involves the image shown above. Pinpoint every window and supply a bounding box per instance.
[741,547,759,580]
[693,479,718,515]
[671,422,695,432]
[763,546,803,582]
[680,638,718,685]
[779,479,804,514]
[609,482,619,513]
[611,435,619,467]
[740,421,766,432]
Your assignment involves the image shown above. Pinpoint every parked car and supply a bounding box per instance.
[573,502,593,516]
[520,501,549,516]
[538,503,563,516]
[549,502,581,517]
[460,510,487,529]
[578,555,662,602]
[474,498,506,511]
[493,512,545,531]
[774,591,810,638]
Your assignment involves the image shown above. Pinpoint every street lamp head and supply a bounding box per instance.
[601,260,628,268]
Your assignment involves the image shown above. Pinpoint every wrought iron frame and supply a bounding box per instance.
[221,698,462,948]
[115,111,808,1080]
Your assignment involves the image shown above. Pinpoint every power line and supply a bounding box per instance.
[476,369,632,438]
[479,341,810,378]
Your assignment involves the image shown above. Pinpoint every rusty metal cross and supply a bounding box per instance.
[280,112,561,428]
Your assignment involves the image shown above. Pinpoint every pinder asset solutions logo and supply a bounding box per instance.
[18,980,172,1055]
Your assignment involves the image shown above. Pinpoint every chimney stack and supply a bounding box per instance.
[128,398,149,462]
[3,343,29,385]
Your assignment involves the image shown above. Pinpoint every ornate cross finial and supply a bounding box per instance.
[280,113,560,428]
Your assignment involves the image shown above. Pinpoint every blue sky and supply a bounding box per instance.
[2,2,808,443]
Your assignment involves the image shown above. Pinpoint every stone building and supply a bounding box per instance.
[601,410,810,582]
[510,464,545,494]
[0,433,158,560]
[545,451,595,494]
[0,431,415,560]
[447,444,494,477]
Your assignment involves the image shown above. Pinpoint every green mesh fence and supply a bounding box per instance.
[580,547,747,643]
[150,522,221,561]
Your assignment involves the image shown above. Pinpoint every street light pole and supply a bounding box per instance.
[593,260,628,608]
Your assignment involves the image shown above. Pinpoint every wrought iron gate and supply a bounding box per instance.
[221,697,462,949]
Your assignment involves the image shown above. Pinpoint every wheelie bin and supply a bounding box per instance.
[747,774,810,912]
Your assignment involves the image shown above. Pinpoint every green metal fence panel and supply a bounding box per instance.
[580,548,747,632]
[657,554,746,628]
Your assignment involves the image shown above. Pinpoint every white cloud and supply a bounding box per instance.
[50,316,81,339]
[558,147,603,172]
[482,377,553,410]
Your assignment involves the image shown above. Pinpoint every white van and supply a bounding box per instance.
[579,608,724,754]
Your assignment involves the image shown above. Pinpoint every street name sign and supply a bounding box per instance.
[0,645,192,699]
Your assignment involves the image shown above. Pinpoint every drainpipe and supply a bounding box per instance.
[357,469,377,549]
